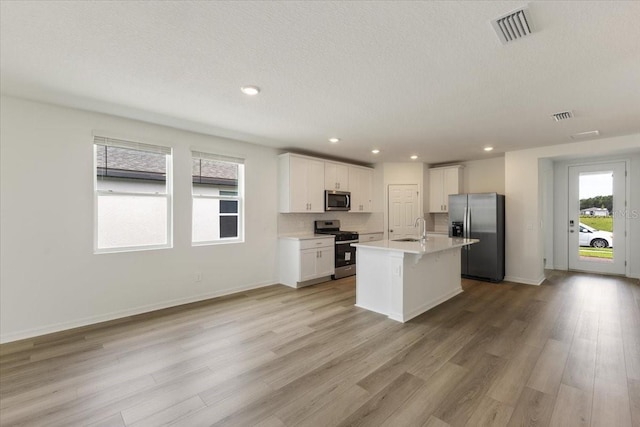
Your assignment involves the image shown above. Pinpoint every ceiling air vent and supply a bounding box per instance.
[552,111,573,122]
[571,130,600,140]
[492,7,533,44]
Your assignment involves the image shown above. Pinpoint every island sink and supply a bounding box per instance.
[392,238,422,242]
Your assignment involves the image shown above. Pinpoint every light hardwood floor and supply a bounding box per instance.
[1,271,639,426]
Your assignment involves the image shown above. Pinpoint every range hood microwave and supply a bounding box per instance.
[325,190,351,211]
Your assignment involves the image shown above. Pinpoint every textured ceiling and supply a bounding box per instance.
[1,1,639,164]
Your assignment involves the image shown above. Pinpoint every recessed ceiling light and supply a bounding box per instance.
[329,137,340,144]
[484,146,494,152]
[410,155,418,160]
[240,85,260,95]
[371,149,380,154]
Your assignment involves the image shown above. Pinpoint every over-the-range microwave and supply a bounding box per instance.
[325,190,351,211]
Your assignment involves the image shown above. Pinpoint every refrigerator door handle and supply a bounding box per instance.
[467,207,471,239]
[463,206,469,250]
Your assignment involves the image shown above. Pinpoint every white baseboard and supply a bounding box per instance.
[354,304,389,318]
[399,288,464,322]
[357,288,464,323]
[0,280,275,344]
[504,275,546,286]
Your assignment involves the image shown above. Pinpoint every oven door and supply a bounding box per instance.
[335,240,357,268]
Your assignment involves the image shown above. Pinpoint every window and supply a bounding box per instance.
[191,151,244,244]
[94,136,172,252]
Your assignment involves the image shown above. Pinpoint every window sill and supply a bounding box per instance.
[94,244,172,255]
[192,239,244,247]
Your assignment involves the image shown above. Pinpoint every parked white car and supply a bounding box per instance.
[579,223,613,248]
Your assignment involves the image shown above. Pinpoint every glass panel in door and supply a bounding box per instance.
[568,162,626,275]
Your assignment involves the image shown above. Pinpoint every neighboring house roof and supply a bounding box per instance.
[96,146,166,174]
[96,145,237,185]
[193,158,237,181]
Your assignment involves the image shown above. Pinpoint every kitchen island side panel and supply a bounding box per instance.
[355,243,464,322]
[399,248,463,322]
[355,248,403,317]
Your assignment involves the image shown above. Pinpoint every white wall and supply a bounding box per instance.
[461,156,505,194]
[0,96,279,343]
[540,158,554,269]
[504,134,640,285]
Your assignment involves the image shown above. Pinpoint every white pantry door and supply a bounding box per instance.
[388,184,420,239]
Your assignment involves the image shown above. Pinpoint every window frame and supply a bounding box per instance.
[191,152,245,246]
[93,137,173,254]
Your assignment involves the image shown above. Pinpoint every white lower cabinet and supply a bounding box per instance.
[279,237,335,287]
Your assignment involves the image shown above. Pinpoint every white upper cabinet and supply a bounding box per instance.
[279,153,373,214]
[349,166,373,213]
[279,153,325,213]
[325,162,349,191]
[429,166,463,213]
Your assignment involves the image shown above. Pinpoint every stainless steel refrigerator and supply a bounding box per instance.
[449,193,505,282]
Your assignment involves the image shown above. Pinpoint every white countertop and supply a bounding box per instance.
[352,235,478,255]
[278,230,382,240]
[278,233,335,241]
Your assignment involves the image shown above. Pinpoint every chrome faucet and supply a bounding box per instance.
[414,217,427,242]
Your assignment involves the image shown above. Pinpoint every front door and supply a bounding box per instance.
[568,162,626,275]
[388,184,419,239]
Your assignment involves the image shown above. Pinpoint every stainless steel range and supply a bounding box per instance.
[314,220,358,279]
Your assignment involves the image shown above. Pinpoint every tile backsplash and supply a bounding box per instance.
[278,212,384,235]
[431,213,449,232]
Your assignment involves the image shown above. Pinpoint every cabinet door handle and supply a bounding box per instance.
[444,204,447,211]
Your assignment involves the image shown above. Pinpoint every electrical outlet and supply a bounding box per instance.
[195,272,202,282]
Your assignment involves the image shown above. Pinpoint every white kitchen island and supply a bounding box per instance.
[352,236,478,322]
